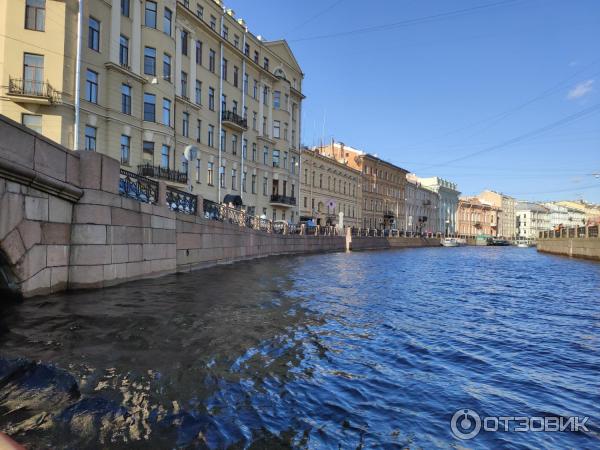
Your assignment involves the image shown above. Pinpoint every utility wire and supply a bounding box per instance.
[288,0,346,35]
[289,0,524,42]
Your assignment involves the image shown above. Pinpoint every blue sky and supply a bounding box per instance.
[227,0,600,203]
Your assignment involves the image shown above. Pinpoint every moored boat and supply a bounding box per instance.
[441,238,459,247]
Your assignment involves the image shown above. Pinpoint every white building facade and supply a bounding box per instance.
[405,174,440,235]
[516,202,550,238]
[418,176,460,236]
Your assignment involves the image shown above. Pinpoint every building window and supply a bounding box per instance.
[252,112,257,131]
[21,114,42,133]
[251,174,256,194]
[272,149,280,168]
[195,158,201,183]
[254,50,259,64]
[283,151,288,169]
[291,156,296,174]
[120,135,130,164]
[210,15,216,31]
[208,87,215,110]
[231,169,237,190]
[196,119,202,143]
[233,66,239,87]
[196,4,203,18]
[121,0,130,17]
[160,145,170,168]
[88,17,100,51]
[23,53,44,94]
[231,134,238,155]
[208,124,214,147]
[273,90,280,109]
[263,177,268,196]
[195,80,202,104]
[143,141,154,162]
[181,156,188,174]
[209,49,215,72]
[244,43,250,56]
[181,71,188,98]
[222,58,228,81]
[195,40,202,65]
[232,100,238,114]
[119,35,129,66]
[234,34,239,48]
[163,7,172,36]
[144,47,156,75]
[219,166,225,188]
[243,139,248,159]
[222,25,228,40]
[162,98,171,126]
[263,146,269,165]
[84,125,96,151]
[181,29,189,56]
[143,93,156,121]
[163,53,171,81]
[273,121,281,139]
[220,129,226,151]
[263,86,268,105]
[121,84,131,114]
[242,171,247,192]
[263,57,269,71]
[25,0,45,31]
[85,69,98,103]
[145,1,157,28]
[252,143,257,161]
[182,112,189,137]
[253,79,258,99]
[243,73,249,94]
[207,162,214,185]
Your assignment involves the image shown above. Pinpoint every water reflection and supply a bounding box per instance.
[1,248,600,448]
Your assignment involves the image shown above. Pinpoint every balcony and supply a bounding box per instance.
[221,110,247,131]
[270,194,296,207]
[7,77,60,104]
[137,163,188,184]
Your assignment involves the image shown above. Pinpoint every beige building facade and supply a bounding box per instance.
[405,174,440,235]
[0,0,303,222]
[478,190,516,239]
[299,147,362,228]
[317,141,408,230]
[457,197,499,237]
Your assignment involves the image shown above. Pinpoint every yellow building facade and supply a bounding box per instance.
[0,0,303,222]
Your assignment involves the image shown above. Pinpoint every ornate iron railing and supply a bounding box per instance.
[269,194,296,205]
[8,77,61,103]
[119,169,158,204]
[221,110,248,128]
[166,186,197,214]
[138,163,188,184]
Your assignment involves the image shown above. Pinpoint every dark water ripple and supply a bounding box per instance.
[1,247,600,449]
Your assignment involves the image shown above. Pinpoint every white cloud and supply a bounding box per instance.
[567,79,594,100]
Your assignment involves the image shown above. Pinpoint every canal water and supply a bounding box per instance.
[1,247,599,449]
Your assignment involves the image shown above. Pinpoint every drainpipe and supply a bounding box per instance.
[217,8,225,203]
[241,26,247,204]
[73,0,83,150]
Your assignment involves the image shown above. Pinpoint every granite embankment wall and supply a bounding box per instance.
[349,236,440,251]
[537,236,600,261]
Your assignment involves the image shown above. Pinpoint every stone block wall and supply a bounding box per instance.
[537,238,600,261]
[349,236,440,251]
[176,215,345,271]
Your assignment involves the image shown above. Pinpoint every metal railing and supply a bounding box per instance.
[8,77,61,103]
[138,163,188,184]
[119,169,159,204]
[166,186,197,214]
[539,225,599,239]
[269,194,296,205]
[221,110,247,128]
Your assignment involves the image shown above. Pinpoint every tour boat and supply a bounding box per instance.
[441,238,459,247]
[515,238,534,248]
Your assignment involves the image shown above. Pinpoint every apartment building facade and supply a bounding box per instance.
[515,202,550,239]
[417,176,460,236]
[457,197,499,237]
[405,174,440,235]
[0,0,303,222]
[299,147,362,228]
[317,141,408,230]
[478,190,516,239]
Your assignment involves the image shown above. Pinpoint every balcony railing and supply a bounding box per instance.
[8,77,60,103]
[119,169,158,204]
[270,194,296,206]
[138,163,188,184]
[221,110,247,129]
[166,186,197,214]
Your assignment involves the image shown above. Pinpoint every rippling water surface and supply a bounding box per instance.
[1,247,599,449]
